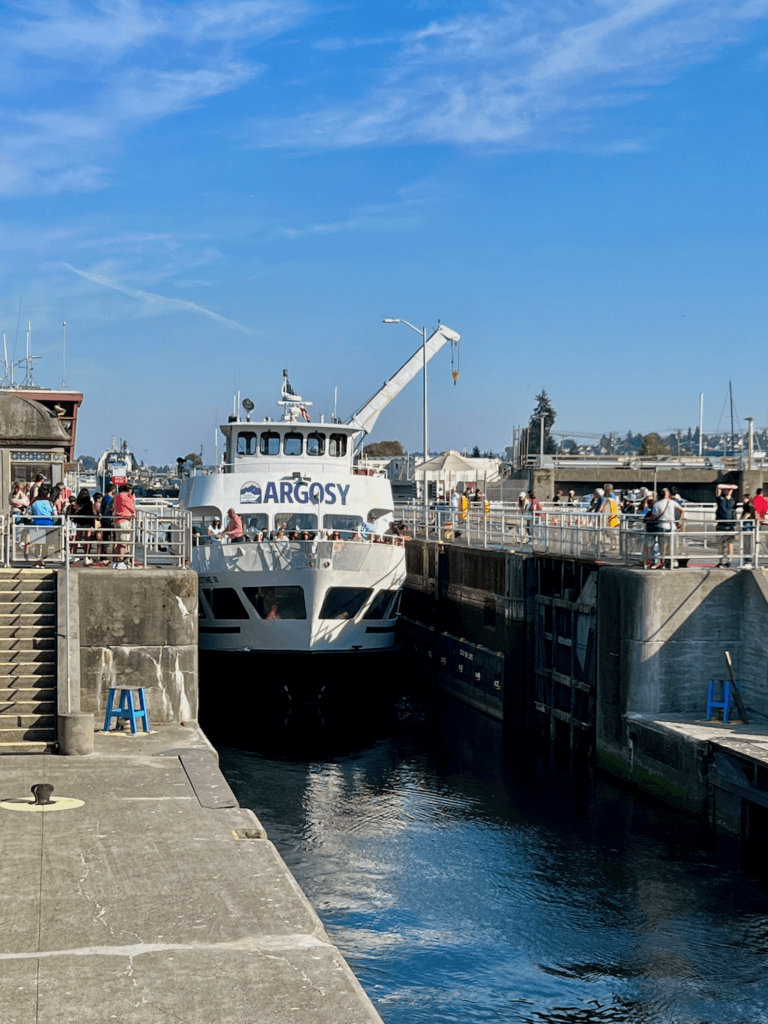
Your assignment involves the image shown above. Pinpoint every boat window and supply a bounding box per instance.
[244,586,307,620]
[284,432,302,456]
[307,432,325,456]
[323,514,362,536]
[209,587,250,620]
[319,587,372,620]
[237,432,258,456]
[329,433,347,457]
[198,598,207,619]
[244,514,269,538]
[273,513,317,533]
[363,589,399,620]
[260,431,280,456]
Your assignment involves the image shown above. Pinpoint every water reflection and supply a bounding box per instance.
[210,684,768,1024]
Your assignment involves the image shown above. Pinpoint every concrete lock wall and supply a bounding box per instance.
[68,569,199,724]
[596,567,768,768]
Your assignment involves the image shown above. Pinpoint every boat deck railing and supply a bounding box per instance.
[192,531,406,572]
[395,507,766,569]
[2,507,192,569]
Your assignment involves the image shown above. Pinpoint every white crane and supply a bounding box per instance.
[347,324,460,441]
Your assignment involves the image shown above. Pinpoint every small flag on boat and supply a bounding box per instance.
[300,407,310,422]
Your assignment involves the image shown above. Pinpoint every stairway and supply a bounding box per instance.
[0,568,57,753]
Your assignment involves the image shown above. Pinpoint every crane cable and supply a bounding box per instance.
[451,336,460,385]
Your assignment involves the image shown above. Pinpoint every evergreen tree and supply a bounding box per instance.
[471,445,481,458]
[528,390,557,455]
[639,433,670,456]
[363,440,404,457]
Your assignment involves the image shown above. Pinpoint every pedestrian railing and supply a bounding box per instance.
[394,507,764,569]
[3,507,191,569]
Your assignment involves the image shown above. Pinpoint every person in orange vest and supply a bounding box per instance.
[597,483,620,550]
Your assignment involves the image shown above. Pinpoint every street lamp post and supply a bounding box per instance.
[383,318,429,531]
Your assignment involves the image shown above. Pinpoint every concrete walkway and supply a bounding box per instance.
[0,725,383,1024]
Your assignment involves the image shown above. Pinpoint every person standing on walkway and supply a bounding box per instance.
[753,488,768,522]
[649,487,676,568]
[715,483,737,566]
[113,484,136,564]
[597,483,620,552]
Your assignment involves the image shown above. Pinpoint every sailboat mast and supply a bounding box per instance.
[729,379,734,457]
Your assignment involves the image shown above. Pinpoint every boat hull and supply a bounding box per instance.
[193,538,405,654]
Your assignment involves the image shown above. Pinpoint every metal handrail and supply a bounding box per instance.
[4,508,191,569]
[393,507,764,569]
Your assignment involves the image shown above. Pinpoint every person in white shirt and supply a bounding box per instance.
[360,513,383,540]
[650,487,677,567]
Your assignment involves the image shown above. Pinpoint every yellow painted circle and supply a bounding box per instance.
[0,797,84,813]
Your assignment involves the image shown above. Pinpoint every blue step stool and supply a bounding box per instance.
[103,687,151,734]
[707,679,743,724]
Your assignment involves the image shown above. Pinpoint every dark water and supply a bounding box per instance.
[210,685,768,1024]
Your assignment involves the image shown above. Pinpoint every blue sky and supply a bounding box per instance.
[1,0,767,463]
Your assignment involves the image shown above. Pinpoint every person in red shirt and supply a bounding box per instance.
[752,488,768,522]
[224,508,244,542]
[113,484,135,562]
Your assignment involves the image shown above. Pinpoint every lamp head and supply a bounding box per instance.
[382,318,400,324]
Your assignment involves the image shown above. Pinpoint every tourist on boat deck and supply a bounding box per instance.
[360,513,383,540]
[224,508,244,542]
[207,518,223,542]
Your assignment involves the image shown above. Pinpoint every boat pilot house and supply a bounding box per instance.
[0,389,83,514]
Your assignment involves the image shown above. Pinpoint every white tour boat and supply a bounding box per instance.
[179,324,460,660]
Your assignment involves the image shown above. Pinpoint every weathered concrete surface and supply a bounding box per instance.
[0,723,383,1024]
[597,566,768,823]
[0,392,71,445]
[69,569,198,724]
[615,712,768,832]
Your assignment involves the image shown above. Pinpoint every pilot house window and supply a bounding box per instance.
[307,432,325,456]
[329,434,347,457]
[260,432,280,456]
[284,432,302,456]
[237,432,257,455]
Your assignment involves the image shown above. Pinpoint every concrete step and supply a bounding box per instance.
[0,725,56,742]
[0,577,55,593]
[0,637,55,652]
[0,569,55,578]
[0,610,56,622]
[0,739,56,754]
[0,692,54,708]
[0,698,55,714]
[0,677,54,690]
[0,618,56,634]
[0,712,55,729]
[0,650,56,665]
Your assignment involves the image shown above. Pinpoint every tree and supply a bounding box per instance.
[363,440,404,458]
[471,445,481,458]
[528,390,557,455]
[639,433,670,456]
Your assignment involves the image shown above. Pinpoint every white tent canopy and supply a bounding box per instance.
[414,450,500,497]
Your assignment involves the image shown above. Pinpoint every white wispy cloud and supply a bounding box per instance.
[275,178,451,237]
[261,0,768,149]
[0,0,309,194]
[62,262,256,333]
